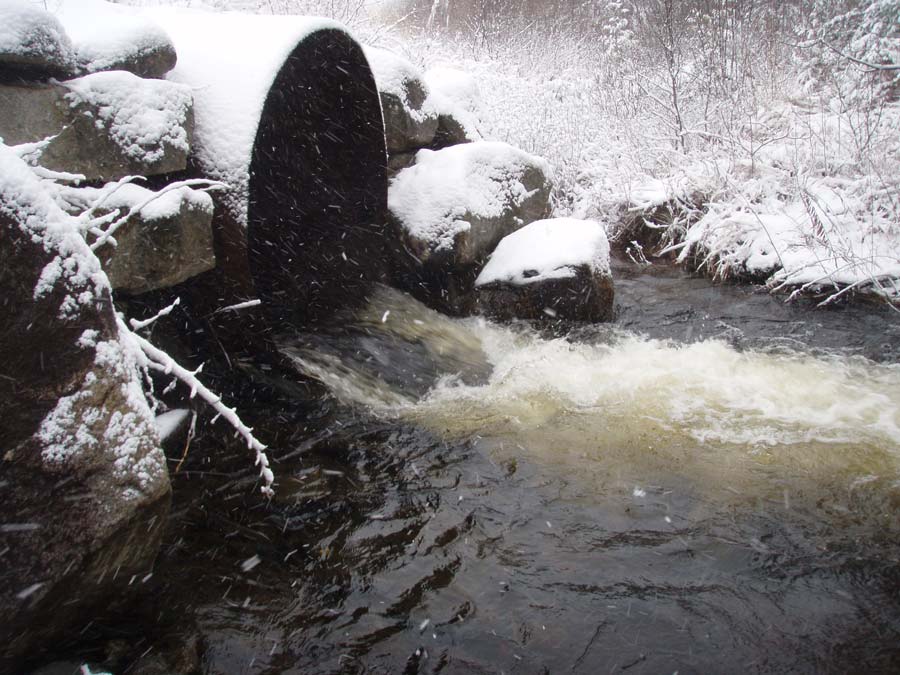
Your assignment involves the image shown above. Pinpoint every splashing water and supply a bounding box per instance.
[284,285,900,503]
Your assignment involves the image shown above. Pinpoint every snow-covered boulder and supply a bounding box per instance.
[388,141,552,313]
[64,182,216,295]
[0,0,77,81]
[390,141,552,263]
[474,218,615,323]
[54,0,178,78]
[0,143,169,666]
[424,66,482,147]
[365,46,439,154]
[0,71,192,181]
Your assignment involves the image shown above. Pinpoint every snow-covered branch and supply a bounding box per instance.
[89,178,226,251]
[118,313,275,497]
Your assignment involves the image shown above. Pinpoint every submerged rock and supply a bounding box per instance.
[0,145,169,669]
[474,218,615,323]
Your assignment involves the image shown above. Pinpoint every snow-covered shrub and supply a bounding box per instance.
[799,0,900,108]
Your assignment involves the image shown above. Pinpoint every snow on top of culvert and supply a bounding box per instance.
[0,141,110,318]
[388,141,550,252]
[146,7,347,227]
[0,0,76,70]
[475,218,610,287]
[61,70,192,164]
[51,0,175,74]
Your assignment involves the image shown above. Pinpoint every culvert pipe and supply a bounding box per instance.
[149,8,388,324]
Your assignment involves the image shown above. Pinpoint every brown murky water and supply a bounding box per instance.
[45,259,900,674]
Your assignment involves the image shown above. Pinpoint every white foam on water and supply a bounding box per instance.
[286,289,900,495]
[415,322,900,451]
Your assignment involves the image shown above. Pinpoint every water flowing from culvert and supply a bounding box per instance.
[134,262,900,675]
[286,284,900,488]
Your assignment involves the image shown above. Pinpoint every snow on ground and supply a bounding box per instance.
[62,71,192,164]
[52,0,175,73]
[146,6,345,227]
[388,140,550,252]
[475,218,610,287]
[388,26,900,303]
[0,0,76,70]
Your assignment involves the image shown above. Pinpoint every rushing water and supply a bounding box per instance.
[92,260,900,674]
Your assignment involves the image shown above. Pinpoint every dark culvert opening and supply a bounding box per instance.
[247,29,388,325]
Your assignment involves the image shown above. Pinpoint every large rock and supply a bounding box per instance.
[0,71,192,182]
[0,1,77,81]
[424,66,482,148]
[54,0,178,79]
[388,141,552,313]
[0,144,170,670]
[68,182,216,295]
[474,218,615,323]
[364,46,438,154]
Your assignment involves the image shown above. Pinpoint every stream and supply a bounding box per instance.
[85,258,900,674]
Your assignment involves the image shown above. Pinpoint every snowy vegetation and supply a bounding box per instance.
[352,0,900,304]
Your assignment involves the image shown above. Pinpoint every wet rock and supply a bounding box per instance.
[0,148,170,670]
[388,141,552,313]
[0,72,192,182]
[0,2,77,82]
[129,631,201,675]
[474,218,615,323]
[365,46,438,153]
[29,661,84,675]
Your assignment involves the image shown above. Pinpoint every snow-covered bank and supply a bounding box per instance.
[372,4,900,306]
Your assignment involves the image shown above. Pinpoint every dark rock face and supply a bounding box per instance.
[0,206,170,670]
[387,150,417,177]
[475,265,615,323]
[0,78,191,182]
[431,111,475,149]
[379,75,438,154]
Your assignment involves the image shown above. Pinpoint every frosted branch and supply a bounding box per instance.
[90,179,227,251]
[129,298,181,330]
[117,315,274,497]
